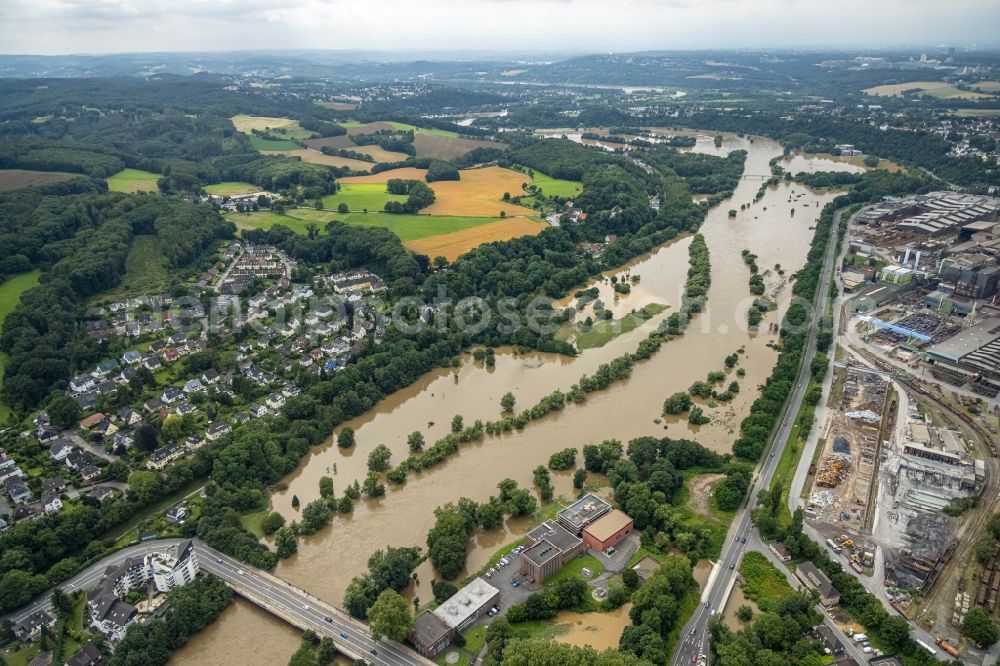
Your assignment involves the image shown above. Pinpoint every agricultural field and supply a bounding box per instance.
[204,181,260,196]
[106,168,160,193]
[260,148,373,170]
[968,80,1000,92]
[345,120,505,154]
[0,270,41,420]
[0,169,77,191]
[114,236,168,297]
[248,135,302,151]
[290,209,498,241]
[231,115,315,139]
[226,210,316,236]
[405,217,547,261]
[340,166,537,217]
[863,81,996,99]
[320,183,407,212]
[412,134,506,160]
[528,169,583,198]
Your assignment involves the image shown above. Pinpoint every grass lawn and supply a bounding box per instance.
[558,303,667,350]
[530,170,583,199]
[954,108,1000,117]
[227,210,317,236]
[0,270,41,421]
[106,168,160,193]
[544,554,604,587]
[738,551,796,612]
[241,510,269,538]
[322,211,501,242]
[249,135,302,151]
[320,183,407,212]
[204,181,260,196]
[106,477,206,542]
[435,624,488,666]
[766,375,821,530]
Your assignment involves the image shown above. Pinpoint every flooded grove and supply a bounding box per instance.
[174,135,849,664]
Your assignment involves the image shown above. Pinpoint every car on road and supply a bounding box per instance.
[729,563,735,570]
[325,617,333,623]
[704,601,710,608]
[215,557,223,563]
[689,627,696,636]
[770,451,775,457]
[691,655,698,663]
[862,647,873,653]
[340,631,348,639]
[303,605,310,611]
[236,569,245,575]
[741,536,747,544]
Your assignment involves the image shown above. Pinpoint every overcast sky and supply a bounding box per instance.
[1,0,998,55]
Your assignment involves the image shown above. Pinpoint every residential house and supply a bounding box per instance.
[65,643,106,666]
[70,376,95,393]
[206,422,231,441]
[49,438,75,461]
[248,403,267,418]
[266,393,285,410]
[80,413,106,430]
[120,408,141,427]
[142,356,162,371]
[147,445,183,470]
[175,402,197,416]
[91,486,117,503]
[161,388,183,404]
[80,465,102,483]
[183,378,204,394]
[202,368,220,384]
[65,450,86,471]
[121,351,142,365]
[143,398,162,413]
[165,504,187,523]
[112,432,134,451]
[93,360,118,377]
[41,477,67,495]
[13,610,56,643]
[6,479,32,504]
[41,492,63,514]
[234,412,251,424]
[90,420,118,438]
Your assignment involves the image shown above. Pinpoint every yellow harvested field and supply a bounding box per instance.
[303,136,356,151]
[970,81,1000,92]
[231,114,297,132]
[260,149,374,171]
[343,166,535,217]
[351,145,411,163]
[345,121,395,136]
[424,167,536,217]
[405,217,547,261]
[863,82,993,100]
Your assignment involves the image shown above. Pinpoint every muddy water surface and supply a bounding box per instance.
[181,135,846,664]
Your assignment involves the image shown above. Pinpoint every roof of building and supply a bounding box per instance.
[797,561,839,599]
[432,577,499,629]
[583,508,633,543]
[927,317,1000,362]
[522,539,562,567]
[631,555,661,579]
[557,493,612,530]
[65,643,105,666]
[525,521,582,552]
[411,611,452,647]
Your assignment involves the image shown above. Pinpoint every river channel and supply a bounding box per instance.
[173,134,849,664]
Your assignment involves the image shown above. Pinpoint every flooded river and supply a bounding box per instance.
[175,134,848,664]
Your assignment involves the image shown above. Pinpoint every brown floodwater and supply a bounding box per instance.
[170,598,302,664]
[553,603,633,650]
[180,135,846,664]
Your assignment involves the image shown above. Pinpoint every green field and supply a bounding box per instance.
[558,303,667,350]
[106,168,160,193]
[249,135,302,151]
[737,551,795,612]
[115,235,168,296]
[342,120,460,138]
[531,170,583,199]
[0,270,41,421]
[204,181,260,196]
[320,183,407,212]
[954,108,1000,118]
[232,206,503,242]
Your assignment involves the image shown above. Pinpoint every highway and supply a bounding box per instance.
[671,207,844,666]
[2,538,432,666]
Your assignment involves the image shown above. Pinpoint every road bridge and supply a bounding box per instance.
[3,539,433,666]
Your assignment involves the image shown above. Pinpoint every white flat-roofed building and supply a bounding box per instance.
[432,577,500,633]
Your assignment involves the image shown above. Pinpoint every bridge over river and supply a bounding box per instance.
[3,538,433,666]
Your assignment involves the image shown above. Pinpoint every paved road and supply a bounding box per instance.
[671,208,846,666]
[3,539,432,666]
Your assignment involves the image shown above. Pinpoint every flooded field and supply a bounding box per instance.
[553,604,633,650]
[180,134,848,664]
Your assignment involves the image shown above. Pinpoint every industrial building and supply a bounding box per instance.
[795,561,841,607]
[410,612,453,658]
[519,520,585,584]
[556,493,611,535]
[582,509,634,552]
[858,193,1000,237]
[852,284,901,313]
[433,577,500,633]
[926,316,1000,393]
